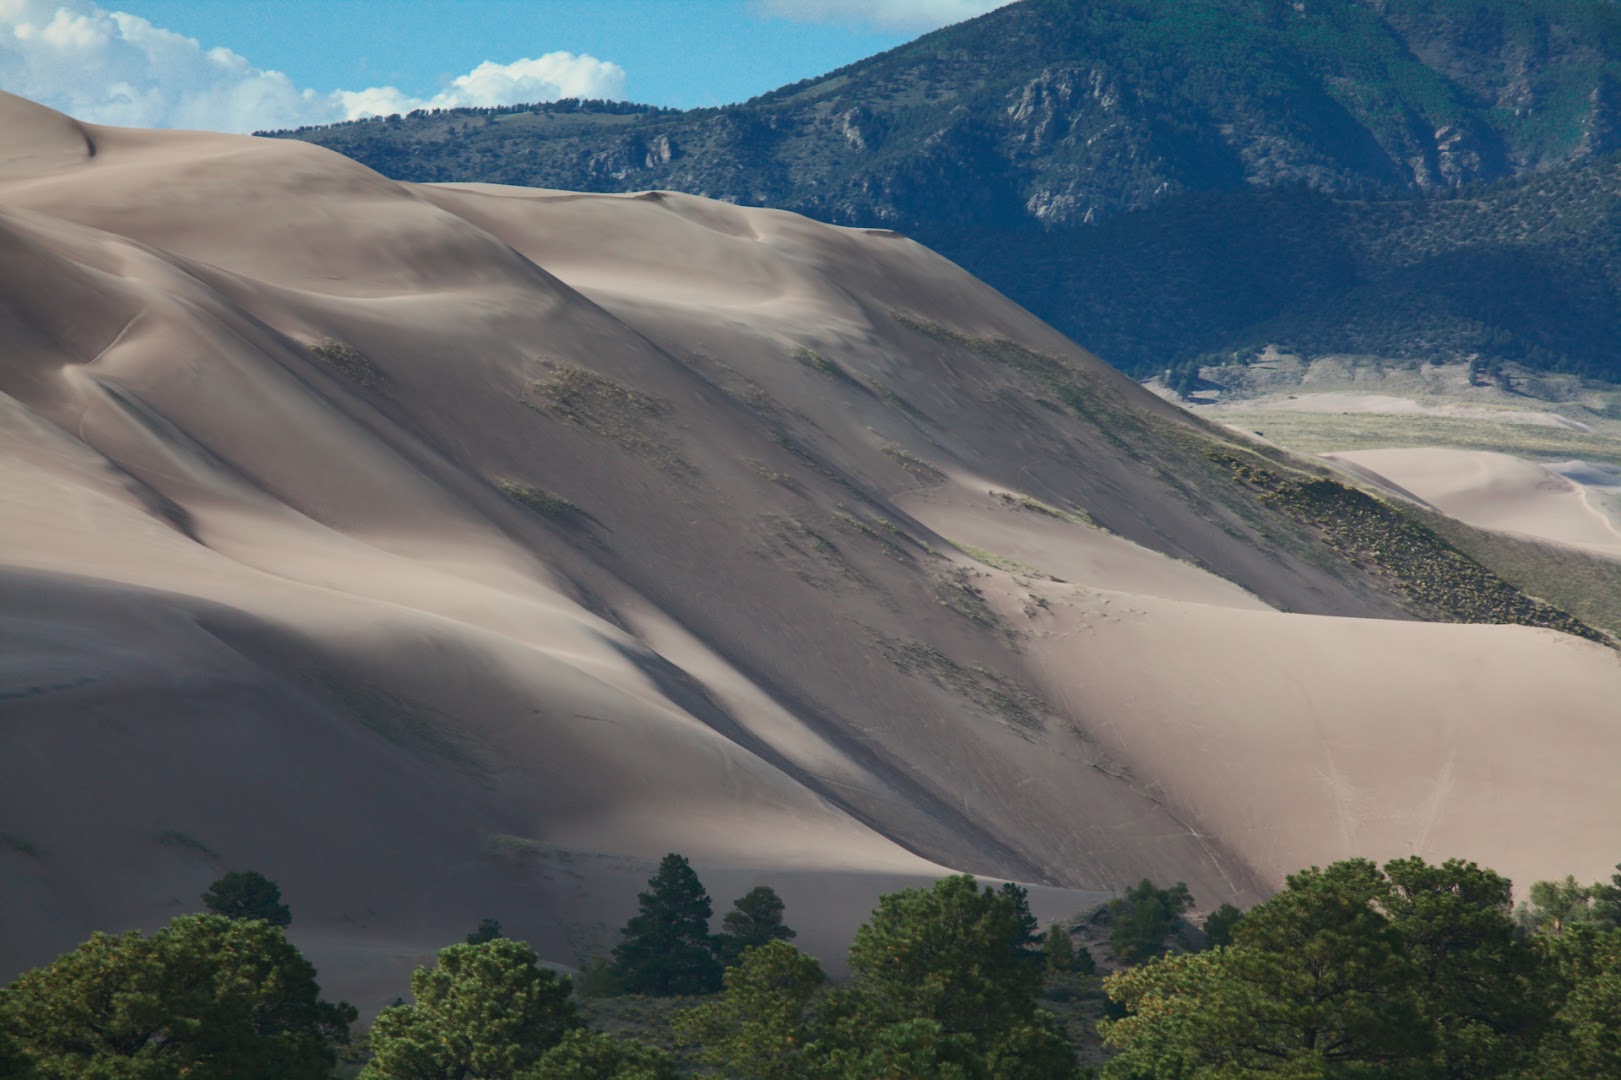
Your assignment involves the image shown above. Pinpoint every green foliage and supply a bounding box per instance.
[0,913,353,1080]
[611,853,724,996]
[201,870,291,928]
[673,940,825,1078]
[0,1030,30,1079]
[1532,928,1621,1078]
[836,874,1074,1076]
[1107,880,1193,964]
[716,886,796,968]
[1520,876,1597,936]
[1104,861,1433,1076]
[157,830,217,859]
[1101,858,1558,1078]
[1381,857,1544,1078]
[496,481,580,520]
[1043,924,1077,975]
[1215,452,1608,642]
[309,339,391,390]
[466,918,502,945]
[1201,904,1242,948]
[999,883,1042,960]
[521,1029,677,1080]
[360,938,578,1080]
[1592,865,1621,931]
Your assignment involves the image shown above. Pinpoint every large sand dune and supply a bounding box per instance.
[3,93,1619,1007]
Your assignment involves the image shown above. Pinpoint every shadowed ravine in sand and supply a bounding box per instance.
[3,92,1619,1012]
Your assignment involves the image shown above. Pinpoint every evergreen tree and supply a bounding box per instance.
[612,853,723,995]
[1522,876,1596,935]
[716,885,796,967]
[835,874,1076,1075]
[0,1031,29,1080]
[523,1029,678,1080]
[466,917,502,945]
[1042,924,1077,975]
[1590,865,1621,931]
[0,914,353,1080]
[1532,927,1621,1079]
[999,882,1042,960]
[1101,860,1433,1077]
[201,869,291,927]
[361,938,577,1079]
[673,940,825,1078]
[1107,879,1193,963]
[1382,857,1545,1078]
[1201,903,1243,948]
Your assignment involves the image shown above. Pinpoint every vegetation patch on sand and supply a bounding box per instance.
[528,363,691,474]
[992,490,1095,527]
[319,675,488,775]
[308,338,391,391]
[496,479,582,521]
[1212,451,1608,643]
[876,636,1047,736]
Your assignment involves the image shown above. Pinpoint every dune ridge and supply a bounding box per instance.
[3,93,1619,1007]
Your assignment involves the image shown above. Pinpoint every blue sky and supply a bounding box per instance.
[0,1,1010,132]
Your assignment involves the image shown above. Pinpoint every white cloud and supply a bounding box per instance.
[0,0,625,132]
[752,0,1012,33]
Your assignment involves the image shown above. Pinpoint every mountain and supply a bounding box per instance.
[6,91,1621,1009]
[271,0,1621,383]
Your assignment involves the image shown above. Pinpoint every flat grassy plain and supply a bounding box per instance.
[1215,411,1621,469]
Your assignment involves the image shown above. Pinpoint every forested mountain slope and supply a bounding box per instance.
[272,0,1621,382]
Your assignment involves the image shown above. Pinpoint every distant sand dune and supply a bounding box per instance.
[1326,448,1621,557]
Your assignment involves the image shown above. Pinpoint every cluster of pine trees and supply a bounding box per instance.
[4,856,1621,1077]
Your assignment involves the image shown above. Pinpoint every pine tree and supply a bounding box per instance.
[1203,903,1244,948]
[466,917,502,945]
[612,853,723,995]
[1043,924,1076,974]
[716,885,796,967]
[201,870,291,927]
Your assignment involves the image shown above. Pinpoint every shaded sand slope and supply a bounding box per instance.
[3,93,1620,1005]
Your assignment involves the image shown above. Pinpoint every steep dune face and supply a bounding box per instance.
[3,93,1620,1004]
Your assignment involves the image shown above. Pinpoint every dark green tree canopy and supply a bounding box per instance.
[843,874,1064,1069]
[1381,857,1544,1078]
[466,917,503,946]
[1201,903,1243,948]
[716,885,796,967]
[673,939,826,1078]
[999,882,1042,959]
[1592,865,1621,931]
[1107,879,1193,964]
[361,937,578,1080]
[521,1029,677,1080]
[1102,858,1549,1078]
[1042,923,1074,972]
[201,870,292,927]
[0,913,353,1080]
[612,853,723,996]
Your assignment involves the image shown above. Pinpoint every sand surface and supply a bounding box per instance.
[1326,448,1621,556]
[4,93,1621,1008]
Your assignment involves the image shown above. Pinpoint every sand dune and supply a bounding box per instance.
[3,93,1620,1006]
[1326,448,1621,556]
